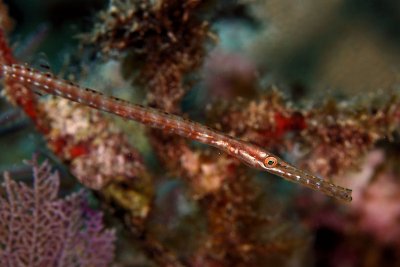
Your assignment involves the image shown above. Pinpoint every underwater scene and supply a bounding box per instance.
[1,0,400,266]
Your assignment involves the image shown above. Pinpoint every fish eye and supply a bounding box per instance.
[264,156,278,167]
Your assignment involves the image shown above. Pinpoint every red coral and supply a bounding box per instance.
[0,29,49,133]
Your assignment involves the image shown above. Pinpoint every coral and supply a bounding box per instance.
[207,90,307,150]
[0,157,115,267]
[296,149,400,267]
[41,98,147,191]
[0,29,45,127]
[85,0,216,187]
[85,0,211,113]
[194,174,309,266]
[2,0,400,266]
[299,97,400,177]
[208,91,400,180]
[0,20,151,201]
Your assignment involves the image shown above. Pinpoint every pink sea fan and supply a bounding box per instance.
[0,158,115,267]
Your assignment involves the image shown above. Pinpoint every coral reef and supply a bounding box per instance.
[1,0,400,266]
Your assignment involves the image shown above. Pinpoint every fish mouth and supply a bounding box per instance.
[266,162,352,202]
